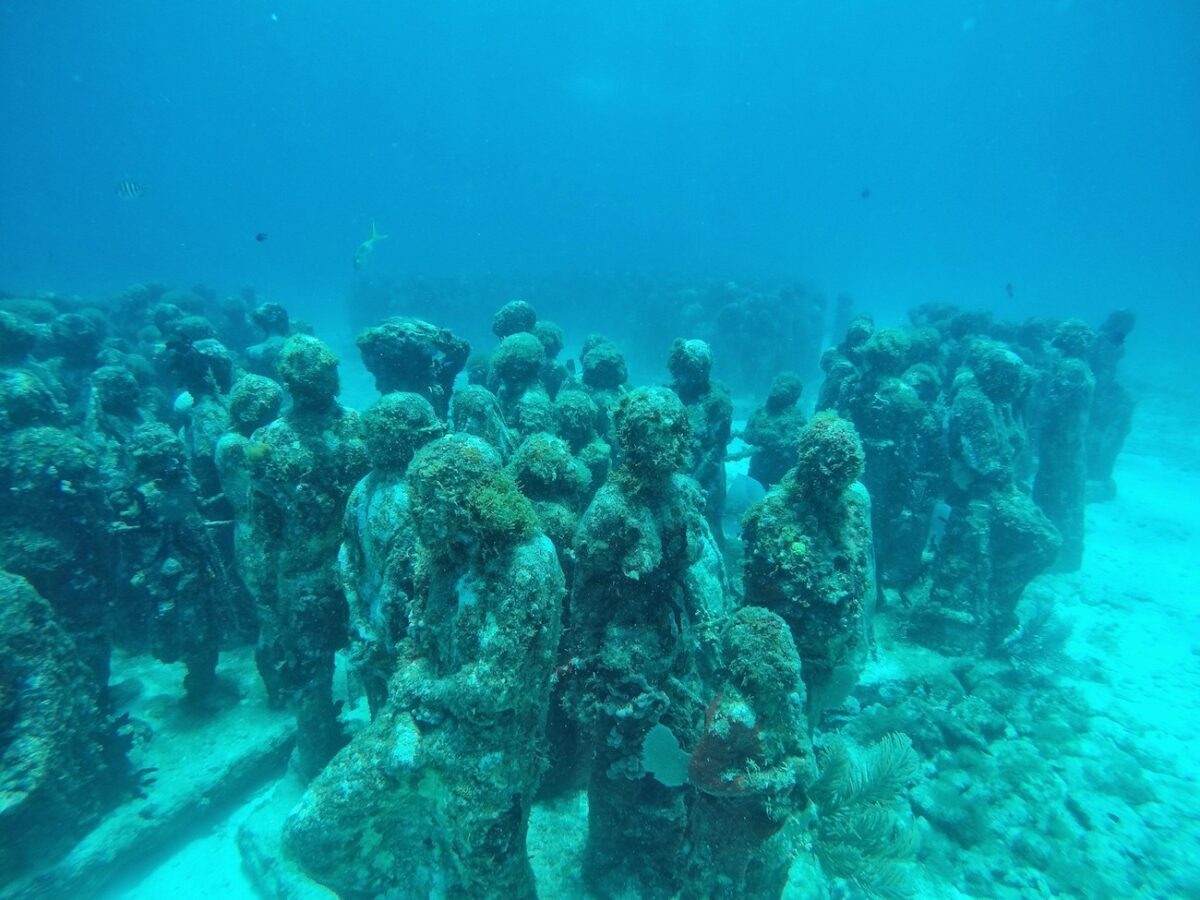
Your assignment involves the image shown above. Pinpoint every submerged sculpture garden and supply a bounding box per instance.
[2,280,1173,899]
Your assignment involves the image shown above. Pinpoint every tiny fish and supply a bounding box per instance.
[354,220,387,271]
[860,188,871,200]
[255,232,268,242]
[1005,282,1014,299]
[116,180,144,199]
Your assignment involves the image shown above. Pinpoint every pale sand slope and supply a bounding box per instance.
[100,787,267,900]
[1060,390,1200,883]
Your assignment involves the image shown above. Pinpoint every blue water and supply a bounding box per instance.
[3,2,1197,343]
[4,3,1200,898]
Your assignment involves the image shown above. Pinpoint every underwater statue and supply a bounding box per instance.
[578,334,629,439]
[667,338,733,546]
[283,434,563,899]
[243,301,293,377]
[0,571,122,884]
[0,270,1152,899]
[817,320,945,590]
[533,319,572,399]
[83,364,147,460]
[505,430,591,583]
[162,334,234,508]
[489,298,573,400]
[450,382,518,461]
[214,373,285,621]
[705,281,827,395]
[553,387,611,495]
[743,370,806,490]
[919,341,1061,654]
[1086,308,1136,500]
[355,315,470,417]
[338,391,445,717]
[684,606,815,900]
[0,365,116,692]
[245,334,370,778]
[1033,321,1097,571]
[489,331,555,440]
[118,422,235,701]
[568,385,728,900]
[742,412,876,725]
[491,298,538,338]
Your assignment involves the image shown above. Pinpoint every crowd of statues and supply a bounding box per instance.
[0,283,1132,897]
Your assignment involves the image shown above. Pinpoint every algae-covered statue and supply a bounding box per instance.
[355,316,470,417]
[246,334,369,778]
[743,371,806,490]
[214,373,285,617]
[667,338,733,546]
[505,430,591,582]
[684,606,816,900]
[162,335,234,507]
[488,302,572,399]
[0,382,116,691]
[817,320,945,590]
[1085,309,1135,500]
[283,433,563,899]
[0,571,120,884]
[1033,321,1096,571]
[338,391,444,717]
[243,301,292,377]
[919,342,1060,654]
[119,422,235,701]
[491,298,538,338]
[553,387,611,494]
[489,331,555,440]
[742,412,876,725]
[568,386,728,900]
[450,383,517,461]
[579,334,629,439]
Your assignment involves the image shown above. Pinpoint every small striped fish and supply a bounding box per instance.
[116,180,144,199]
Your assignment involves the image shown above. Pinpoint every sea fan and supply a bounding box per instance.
[1003,587,1075,683]
[810,733,922,898]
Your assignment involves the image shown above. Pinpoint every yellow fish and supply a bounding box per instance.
[354,220,387,271]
